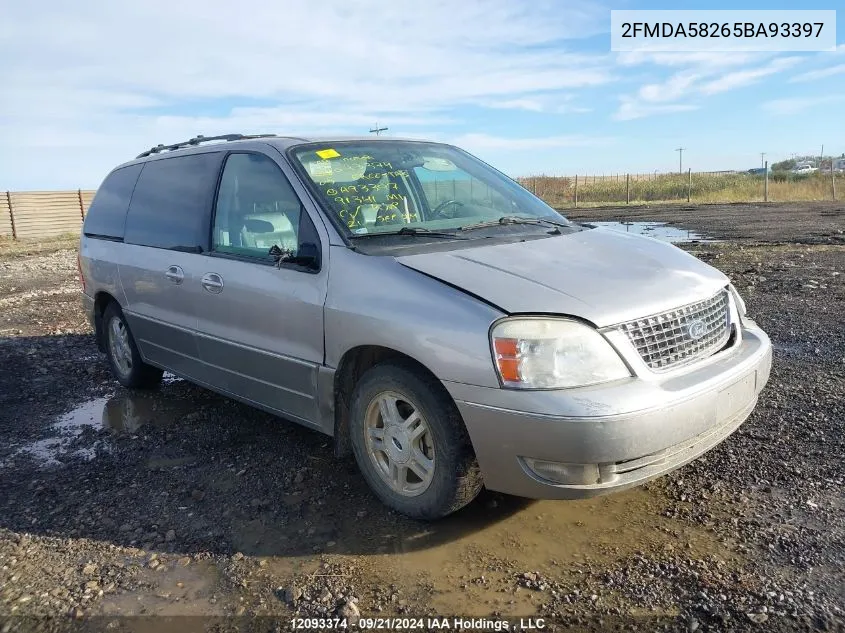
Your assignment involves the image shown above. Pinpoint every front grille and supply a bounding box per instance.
[619,290,731,371]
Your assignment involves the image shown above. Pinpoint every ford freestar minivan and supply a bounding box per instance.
[79,134,772,519]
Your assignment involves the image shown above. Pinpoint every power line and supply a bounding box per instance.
[369,122,388,136]
[675,147,686,174]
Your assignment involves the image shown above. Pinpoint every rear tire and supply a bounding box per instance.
[103,302,163,389]
[349,361,483,520]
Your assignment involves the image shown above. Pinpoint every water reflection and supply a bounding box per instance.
[2,390,193,468]
[590,221,716,244]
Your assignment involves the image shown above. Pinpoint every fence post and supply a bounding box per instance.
[686,168,691,202]
[5,191,16,240]
[77,189,85,219]
[832,166,837,201]
[626,173,630,204]
[574,175,578,208]
[764,161,769,202]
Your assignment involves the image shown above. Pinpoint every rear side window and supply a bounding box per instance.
[83,164,143,239]
[124,152,223,251]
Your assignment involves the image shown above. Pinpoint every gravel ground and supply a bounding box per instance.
[0,203,843,632]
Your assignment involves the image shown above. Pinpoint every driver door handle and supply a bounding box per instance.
[201,272,224,294]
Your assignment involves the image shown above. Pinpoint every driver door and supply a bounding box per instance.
[192,151,328,427]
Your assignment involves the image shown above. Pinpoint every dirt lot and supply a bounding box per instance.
[0,202,843,632]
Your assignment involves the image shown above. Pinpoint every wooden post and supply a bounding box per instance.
[687,168,692,202]
[764,161,769,202]
[574,175,578,208]
[626,173,630,204]
[833,164,837,201]
[6,191,16,240]
[77,189,85,219]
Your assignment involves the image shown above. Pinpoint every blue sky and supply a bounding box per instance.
[1,0,843,190]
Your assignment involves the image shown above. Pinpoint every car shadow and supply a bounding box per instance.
[0,333,534,559]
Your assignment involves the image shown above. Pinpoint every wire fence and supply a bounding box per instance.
[516,168,839,208]
[0,168,840,240]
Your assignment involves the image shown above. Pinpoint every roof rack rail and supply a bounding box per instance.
[135,133,277,159]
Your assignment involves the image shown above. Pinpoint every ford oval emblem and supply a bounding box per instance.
[687,320,706,340]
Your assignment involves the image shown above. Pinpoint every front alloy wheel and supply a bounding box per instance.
[364,391,435,497]
[349,361,483,520]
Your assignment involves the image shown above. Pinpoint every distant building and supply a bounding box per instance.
[834,158,845,171]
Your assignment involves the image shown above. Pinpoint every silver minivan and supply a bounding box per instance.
[79,134,772,519]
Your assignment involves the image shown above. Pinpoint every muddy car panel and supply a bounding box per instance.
[79,135,773,515]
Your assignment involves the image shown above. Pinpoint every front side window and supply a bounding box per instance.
[290,141,567,236]
[212,153,302,260]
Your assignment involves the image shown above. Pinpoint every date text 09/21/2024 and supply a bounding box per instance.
[290,617,548,630]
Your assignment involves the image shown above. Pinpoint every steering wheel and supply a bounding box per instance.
[431,199,464,219]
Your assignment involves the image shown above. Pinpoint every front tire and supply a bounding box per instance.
[103,302,163,389]
[349,361,483,520]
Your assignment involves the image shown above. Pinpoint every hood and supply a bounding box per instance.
[395,227,729,328]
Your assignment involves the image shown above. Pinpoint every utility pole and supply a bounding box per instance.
[760,152,766,169]
[675,147,686,174]
[369,122,388,136]
[820,144,824,168]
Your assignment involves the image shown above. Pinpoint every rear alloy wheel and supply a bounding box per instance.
[349,361,483,519]
[103,303,163,388]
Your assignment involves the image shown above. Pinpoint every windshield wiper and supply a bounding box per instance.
[349,226,469,240]
[459,215,567,233]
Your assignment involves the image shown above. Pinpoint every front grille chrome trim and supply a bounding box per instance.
[618,289,731,372]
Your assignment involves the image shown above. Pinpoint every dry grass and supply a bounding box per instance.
[0,233,79,258]
[517,172,838,208]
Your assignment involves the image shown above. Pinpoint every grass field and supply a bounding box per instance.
[0,233,79,257]
[517,171,839,208]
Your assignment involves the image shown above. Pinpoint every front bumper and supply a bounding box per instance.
[444,323,772,500]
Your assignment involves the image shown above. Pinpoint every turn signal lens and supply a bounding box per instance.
[494,338,520,383]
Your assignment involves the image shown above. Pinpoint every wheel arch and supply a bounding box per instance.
[332,345,454,458]
[93,291,120,352]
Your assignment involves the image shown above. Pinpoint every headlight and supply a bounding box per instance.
[490,318,631,389]
[728,283,747,317]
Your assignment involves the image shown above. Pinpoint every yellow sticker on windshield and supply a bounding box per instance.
[316,148,340,159]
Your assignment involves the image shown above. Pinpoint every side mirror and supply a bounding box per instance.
[273,241,320,271]
[293,242,320,270]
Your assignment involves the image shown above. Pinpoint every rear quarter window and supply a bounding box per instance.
[83,164,143,239]
[124,152,223,251]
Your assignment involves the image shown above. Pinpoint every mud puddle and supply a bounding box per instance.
[342,488,736,616]
[96,561,224,618]
[590,221,716,244]
[230,487,739,619]
[1,376,192,468]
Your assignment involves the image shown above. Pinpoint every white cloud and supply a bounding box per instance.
[613,100,698,122]
[762,94,845,116]
[0,0,613,188]
[789,63,845,83]
[614,55,807,120]
[483,94,592,114]
[616,51,768,68]
[452,133,614,151]
[699,57,803,95]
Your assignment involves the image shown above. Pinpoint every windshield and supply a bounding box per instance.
[290,141,569,236]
